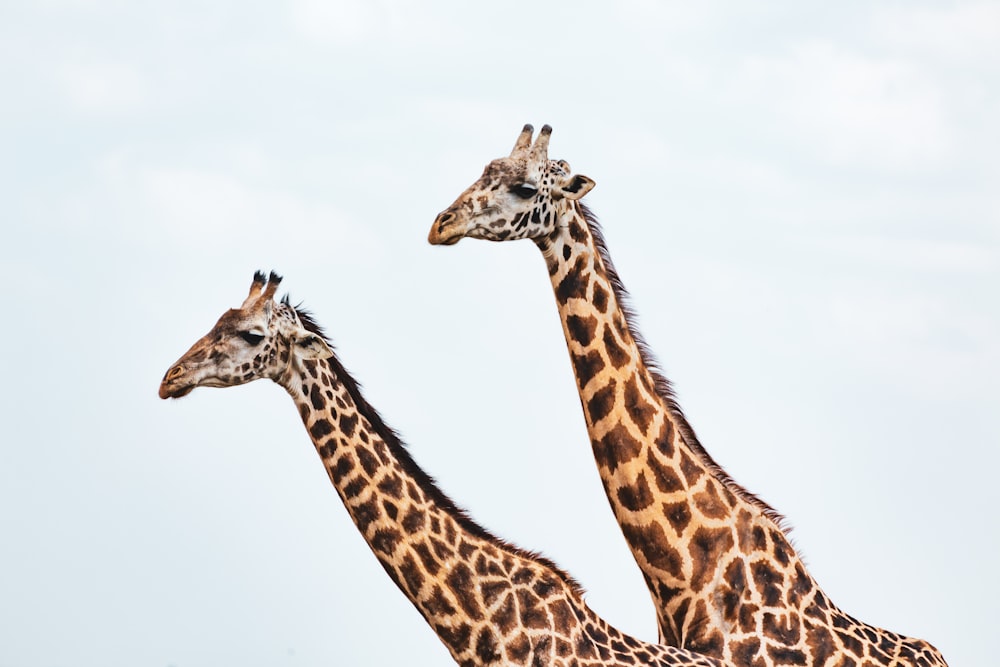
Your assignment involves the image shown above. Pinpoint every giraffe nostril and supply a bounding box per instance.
[436,211,455,228]
[167,365,184,381]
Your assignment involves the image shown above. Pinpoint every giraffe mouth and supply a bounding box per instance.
[159,382,195,399]
[159,371,242,398]
[428,207,496,245]
[428,220,464,246]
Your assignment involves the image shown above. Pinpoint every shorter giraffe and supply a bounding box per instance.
[159,271,728,667]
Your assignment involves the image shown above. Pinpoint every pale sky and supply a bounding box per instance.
[1,2,997,665]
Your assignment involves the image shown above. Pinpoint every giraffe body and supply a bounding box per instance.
[429,125,947,667]
[159,271,725,667]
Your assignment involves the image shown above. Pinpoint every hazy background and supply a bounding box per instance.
[1,1,996,665]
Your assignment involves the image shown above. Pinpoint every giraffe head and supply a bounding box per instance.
[159,271,333,399]
[428,123,595,246]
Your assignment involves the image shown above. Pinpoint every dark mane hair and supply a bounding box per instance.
[578,203,787,528]
[282,296,586,596]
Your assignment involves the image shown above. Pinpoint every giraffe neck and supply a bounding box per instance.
[281,355,511,661]
[531,204,948,667]
[535,203,785,644]
[278,351,720,667]
[535,202,772,518]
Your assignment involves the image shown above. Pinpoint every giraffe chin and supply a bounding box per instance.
[159,383,195,400]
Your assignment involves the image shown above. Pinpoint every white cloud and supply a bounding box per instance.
[412,98,529,140]
[730,41,953,168]
[616,2,720,43]
[872,2,1000,64]
[828,290,947,347]
[81,150,379,262]
[142,167,263,232]
[811,281,998,400]
[289,0,441,45]
[819,234,997,275]
[143,168,370,248]
[290,0,376,44]
[58,60,148,114]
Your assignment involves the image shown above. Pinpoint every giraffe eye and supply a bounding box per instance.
[240,331,265,346]
[511,183,538,199]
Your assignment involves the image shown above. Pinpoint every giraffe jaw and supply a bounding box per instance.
[159,382,195,399]
[429,216,512,245]
[159,370,236,399]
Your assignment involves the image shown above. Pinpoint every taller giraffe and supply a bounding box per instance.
[158,271,727,667]
[428,125,947,667]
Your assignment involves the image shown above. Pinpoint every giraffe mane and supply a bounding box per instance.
[283,296,334,347]
[284,296,587,597]
[578,203,789,530]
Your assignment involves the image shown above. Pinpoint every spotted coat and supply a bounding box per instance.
[160,271,727,667]
[429,125,948,667]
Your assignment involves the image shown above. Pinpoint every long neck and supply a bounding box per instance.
[281,355,507,661]
[536,205,788,646]
[531,206,946,667]
[279,353,705,667]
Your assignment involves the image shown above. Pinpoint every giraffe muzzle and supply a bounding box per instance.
[428,210,464,246]
[159,364,194,399]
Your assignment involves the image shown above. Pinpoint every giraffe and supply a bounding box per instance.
[428,125,947,667]
[158,270,728,667]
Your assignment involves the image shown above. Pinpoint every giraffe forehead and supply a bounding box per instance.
[481,158,532,185]
[482,157,566,185]
[213,303,298,333]
[215,308,276,336]
[213,309,259,333]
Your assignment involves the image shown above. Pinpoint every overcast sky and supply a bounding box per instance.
[1,2,997,665]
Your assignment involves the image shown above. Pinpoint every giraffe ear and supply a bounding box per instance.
[558,174,595,200]
[296,334,334,360]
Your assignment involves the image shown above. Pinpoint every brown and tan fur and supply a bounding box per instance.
[159,271,727,667]
[429,125,947,667]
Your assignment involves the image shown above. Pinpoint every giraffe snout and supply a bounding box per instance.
[428,209,464,246]
[159,364,190,399]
